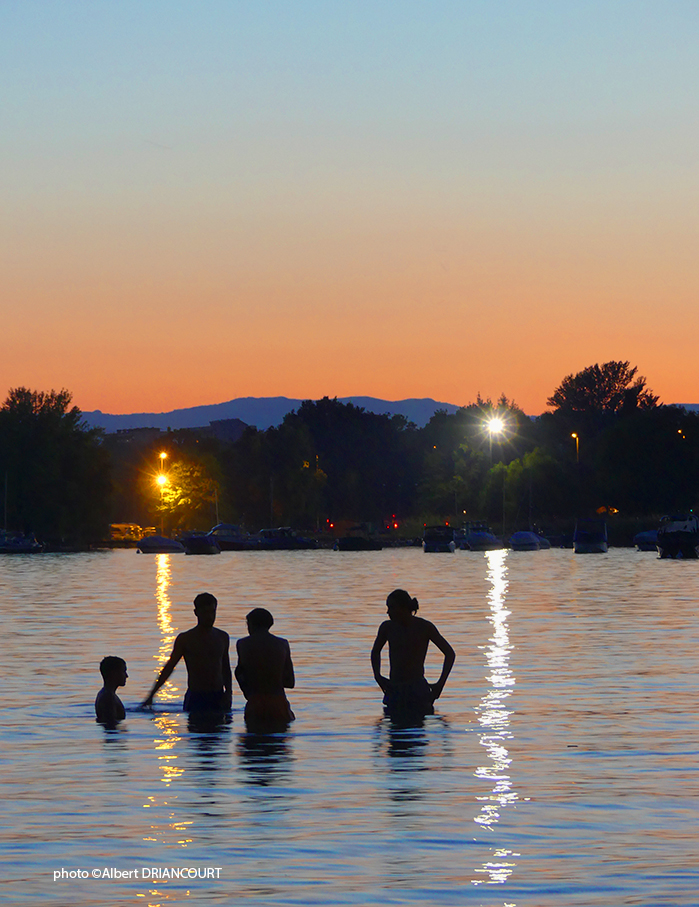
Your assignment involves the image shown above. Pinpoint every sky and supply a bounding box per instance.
[2,1,699,415]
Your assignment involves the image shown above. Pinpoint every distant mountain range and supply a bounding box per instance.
[82,396,462,433]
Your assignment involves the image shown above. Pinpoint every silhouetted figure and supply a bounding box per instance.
[95,656,128,727]
[141,592,232,714]
[371,589,455,718]
[235,608,295,733]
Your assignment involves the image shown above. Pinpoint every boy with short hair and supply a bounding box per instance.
[141,592,232,713]
[95,656,128,726]
[235,607,295,730]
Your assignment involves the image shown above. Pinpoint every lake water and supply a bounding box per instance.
[1,547,697,906]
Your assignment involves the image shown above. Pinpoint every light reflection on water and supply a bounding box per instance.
[154,554,179,704]
[0,548,698,905]
[473,549,519,887]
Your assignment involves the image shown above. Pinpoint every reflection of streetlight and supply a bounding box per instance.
[156,473,168,535]
[571,433,579,463]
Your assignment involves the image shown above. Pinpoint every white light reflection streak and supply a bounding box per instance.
[472,549,519,888]
[141,555,185,847]
[154,554,179,703]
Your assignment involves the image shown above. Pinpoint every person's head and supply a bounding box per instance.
[99,656,128,687]
[193,592,218,627]
[246,607,274,632]
[386,589,419,621]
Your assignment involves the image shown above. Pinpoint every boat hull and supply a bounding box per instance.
[423,540,456,553]
[573,519,608,554]
[182,536,221,555]
[457,522,502,551]
[574,541,608,554]
[335,537,382,551]
[509,531,540,551]
[657,534,699,559]
[137,535,185,554]
[656,514,699,559]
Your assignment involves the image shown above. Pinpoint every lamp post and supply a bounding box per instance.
[487,417,504,464]
[571,433,579,464]
[486,417,507,536]
[156,473,168,535]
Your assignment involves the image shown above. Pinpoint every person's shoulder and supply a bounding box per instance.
[415,616,436,631]
[213,626,230,641]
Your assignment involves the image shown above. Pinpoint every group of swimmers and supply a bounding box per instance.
[96,589,455,732]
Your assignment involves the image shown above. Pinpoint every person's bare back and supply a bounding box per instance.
[141,593,232,712]
[176,624,230,693]
[376,615,436,683]
[235,608,295,729]
[371,589,455,715]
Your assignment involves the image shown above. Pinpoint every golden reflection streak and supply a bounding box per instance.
[154,554,179,703]
[472,549,520,888]
[140,557,190,853]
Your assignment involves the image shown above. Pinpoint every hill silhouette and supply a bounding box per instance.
[82,396,461,432]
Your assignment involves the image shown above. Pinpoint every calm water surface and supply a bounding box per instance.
[1,547,697,906]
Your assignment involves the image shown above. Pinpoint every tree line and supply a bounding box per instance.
[2,362,698,545]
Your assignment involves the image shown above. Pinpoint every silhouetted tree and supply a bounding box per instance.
[547,361,659,413]
[0,387,112,543]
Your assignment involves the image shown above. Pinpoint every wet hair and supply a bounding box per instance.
[100,656,126,680]
[193,592,217,610]
[386,589,419,613]
[246,607,274,630]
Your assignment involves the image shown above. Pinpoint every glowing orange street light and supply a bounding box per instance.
[571,433,579,463]
[155,473,168,535]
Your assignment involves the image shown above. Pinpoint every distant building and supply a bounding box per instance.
[113,427,163,445]
[200,418,247,444]
[106,419,247,447]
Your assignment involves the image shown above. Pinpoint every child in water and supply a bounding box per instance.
[95,656,128,726]
[371,589,455,715]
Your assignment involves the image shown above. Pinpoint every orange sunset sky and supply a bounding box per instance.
[3,2,699,415]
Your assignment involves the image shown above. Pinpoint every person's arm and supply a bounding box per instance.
[427,624,455,701]
[370,622,390,693]
[141,636,184,708]
[283,640,295,689]
[234,638,250,699]
[221,635,232,707]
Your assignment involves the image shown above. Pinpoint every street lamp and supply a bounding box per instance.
[487,417,505,464]
[571,433,579,463]
[156,473,168,535]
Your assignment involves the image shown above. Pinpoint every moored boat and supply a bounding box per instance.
[422,525,456,553]
[257,527,319,550]
[457,521,502,551]
[656,513,699,559]
[509,530,541,551]
[181,532,221,555]
[206,523,259,551]
[334,525,383,551]
[633,529,659,552]
[0,531,43,554]
[573,519,608,554]
[137,535,185,554]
